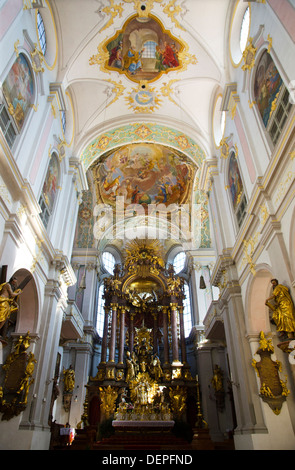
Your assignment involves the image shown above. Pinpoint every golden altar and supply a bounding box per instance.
[82,240,199,437]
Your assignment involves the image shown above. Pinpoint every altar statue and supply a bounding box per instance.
[125,351,138,382]
[0,277,22,329]
[150,354,163,381]
[265,279,295,339]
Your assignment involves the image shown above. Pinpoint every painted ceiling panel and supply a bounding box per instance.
[51,0,231,158]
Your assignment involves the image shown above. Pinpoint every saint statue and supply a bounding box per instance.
[0,277,22,329]
[265,279,295,339]
[63,365,75,393]
[125,351,138,382]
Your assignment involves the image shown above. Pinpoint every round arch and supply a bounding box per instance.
[79,122,206,172]
[13,268,39,334]
[245,266,273,335]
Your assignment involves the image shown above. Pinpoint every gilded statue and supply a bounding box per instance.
[63,365,75,393]
[0,277,22,329]
[150,354,163,381]
[211,365,223,392]
[17,352,37,404]
[125,351,138,382]
[169,386,187,417]
[265,279,295,339]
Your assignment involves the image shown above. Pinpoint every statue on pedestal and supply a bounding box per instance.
[265,279,295,339]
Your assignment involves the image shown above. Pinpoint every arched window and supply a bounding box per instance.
[173,251,186,274]
[0,53,34,147]
[239,6,250,53]
[96,284,105,337]
[102,251,116,274]
[37,11,47,55]
[183,282,192,337]
[61,110,66,134]
[254,50,292,145]
[228,151,247,227]
[39,153,59,228]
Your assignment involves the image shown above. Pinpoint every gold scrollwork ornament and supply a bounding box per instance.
[0,332,36,420]
[252,332,290,415]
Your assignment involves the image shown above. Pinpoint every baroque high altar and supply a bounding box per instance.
[83,240,198,428]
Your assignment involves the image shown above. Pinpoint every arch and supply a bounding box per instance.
[35,1,58,71]
[79,122,206,172]
[245,266,273,335]
[13,268,39,334]
[229,0,251,68]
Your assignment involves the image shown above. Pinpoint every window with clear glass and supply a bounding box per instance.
[183,282,192,337]
[61,110,66,134]
[96,284,105,337]
[239,6,250,53]
[173,251,186,274]
[37,11,47,55]
[0,104,17,148]
[102,251,116,274]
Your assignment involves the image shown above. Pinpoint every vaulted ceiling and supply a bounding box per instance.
[51,0,232,163]
[50,0,234,257]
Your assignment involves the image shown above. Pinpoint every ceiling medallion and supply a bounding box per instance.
[125,81,162,113]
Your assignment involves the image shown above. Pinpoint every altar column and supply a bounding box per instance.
[178,305,187,364]
[109,303,118,363]
[118,307,126,364]
[100,306,109,364]
[129,312,135,352]
[162,306,170,364]
[170,303,179,363]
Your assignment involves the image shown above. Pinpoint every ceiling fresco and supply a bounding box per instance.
[103,14,185,82]
[80,123,206,171]
[90,142,195,208]
[56,0,225,254]
[57,0,227,157]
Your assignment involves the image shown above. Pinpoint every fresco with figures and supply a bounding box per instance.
[90,143,194,208]
[104,15,183,82]
[254,50,283,128]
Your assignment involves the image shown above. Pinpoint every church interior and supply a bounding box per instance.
[0,0,295,451]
